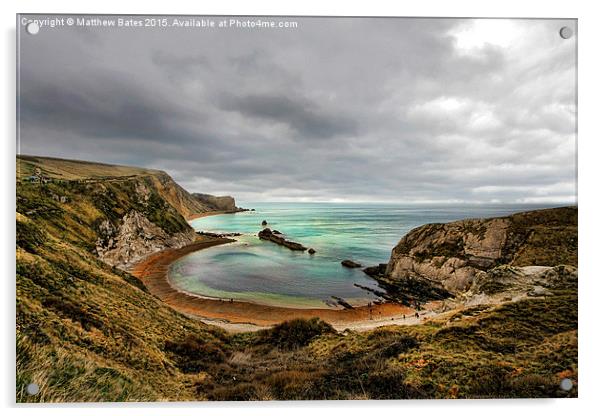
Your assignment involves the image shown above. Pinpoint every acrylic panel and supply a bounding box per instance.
[16,15,577,402]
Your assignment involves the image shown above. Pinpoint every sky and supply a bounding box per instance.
[18,16,577,204]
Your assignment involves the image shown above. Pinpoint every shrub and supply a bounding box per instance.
[365,367,411,399]
[380,335,420,357]
[257,318,336,350]
[265,370,321,400]
[164,336,226,373]
[207,382,259,401]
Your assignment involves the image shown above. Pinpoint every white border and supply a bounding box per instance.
[3,1,601,415]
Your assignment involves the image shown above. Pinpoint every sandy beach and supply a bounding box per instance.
[186,210,246,221]
[130,236,433,332]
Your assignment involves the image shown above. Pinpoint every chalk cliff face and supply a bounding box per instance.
[385,207,577,294]
[95,211,196,269]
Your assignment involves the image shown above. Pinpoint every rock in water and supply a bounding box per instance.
[308,248,316,254]
[331,296,354,309]
[258,228,273,239]
[341,260,362,268]
[261,220,268,226]
[258,228,307,251]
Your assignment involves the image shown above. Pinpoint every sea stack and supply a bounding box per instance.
[341,260,362,268]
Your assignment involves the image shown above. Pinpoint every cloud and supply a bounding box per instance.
[218,92,357,139]
[17,17,577,204]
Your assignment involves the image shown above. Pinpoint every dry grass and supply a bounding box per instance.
[17,155,159,180]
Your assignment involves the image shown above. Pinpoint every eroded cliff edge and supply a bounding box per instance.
[381,206,577,298]
[192,193,241,212]
[17,155,236,269]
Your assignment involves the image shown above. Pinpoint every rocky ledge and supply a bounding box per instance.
[356,207,577,307]
[196,231,242,238]
[96,210,196,270]
[258,228,308,251]
[465,264,577,302]
[192,193,235,211]
[385,206,577,295]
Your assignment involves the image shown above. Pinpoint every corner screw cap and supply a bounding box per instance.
[26,22,40,35]
[559,26,573,39]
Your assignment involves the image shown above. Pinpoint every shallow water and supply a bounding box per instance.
[168,203,558,308]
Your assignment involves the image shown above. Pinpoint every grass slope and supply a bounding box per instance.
[16,157,578,401]
[17,155,159,181]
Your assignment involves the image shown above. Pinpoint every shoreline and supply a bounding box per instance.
[130,237,429,332]
[186,209,249,221]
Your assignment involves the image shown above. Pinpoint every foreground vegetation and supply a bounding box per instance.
[16,156,578,401]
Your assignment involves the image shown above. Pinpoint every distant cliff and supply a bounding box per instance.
[192,193,239,212]
[385,207,577,294]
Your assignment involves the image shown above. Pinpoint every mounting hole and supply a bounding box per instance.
[25,22,40,35]
[560,378,573,391]
[559,26,573,40]
[26,383,40,395]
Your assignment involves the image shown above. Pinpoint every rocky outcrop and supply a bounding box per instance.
[363,263,387,278]
[96,211,196,269]
[258,228,307,251]
[196,231,242,238]
[148,172,211,219]
[467,264,577,300]
[192,193,240,212]
[331,296,354,310]
[385,207,577,294]
[341,260,362,268]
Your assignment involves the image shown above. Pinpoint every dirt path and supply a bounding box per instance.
[130,237,427,332]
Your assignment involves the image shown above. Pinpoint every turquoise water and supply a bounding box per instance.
[168,203,559,308]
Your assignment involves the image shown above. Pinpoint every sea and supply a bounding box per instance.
[168,203,561,309]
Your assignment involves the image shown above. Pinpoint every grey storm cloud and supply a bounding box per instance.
[218,92,358,139]
[17,16,577,204]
